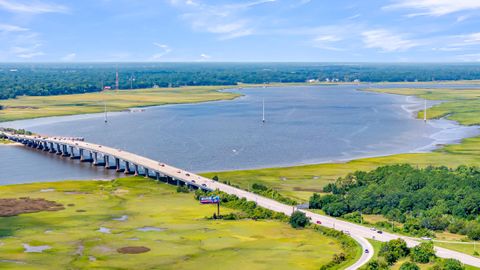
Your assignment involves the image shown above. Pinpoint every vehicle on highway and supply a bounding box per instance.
[370,227,376,231]
[177,170,181,173]
[201,184,207,187]
[191,180,195,183]
[186,173,190,176]
[316,220,322,225]
[344,231,350,235]
[365,249,369,254]
[377,230,383,234]
[421,236,432,241]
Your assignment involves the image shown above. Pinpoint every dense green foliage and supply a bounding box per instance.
[251,183,298,205]
[289,211,310,228]
[379,239,410,265]
[2,63,480,99]
[312,164,480,239]
[194,190,288,221]
[433,259,465,270]
[410,242,436,263]
[399,262,420,270]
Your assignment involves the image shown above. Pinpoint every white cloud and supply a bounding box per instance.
[0,23,28,32]
[384,0,480,16]
[61,52,76,61]
[150,43,172,60]
[0,0,68,14]
[456,53,480,62]
[169,0,275,39]
[11,44,44,58]
[362,29,418,52]
[200,53,210,59]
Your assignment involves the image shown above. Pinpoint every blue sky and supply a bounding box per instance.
[0,0,480,62]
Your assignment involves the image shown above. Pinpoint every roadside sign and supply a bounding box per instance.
[200,196,220,204]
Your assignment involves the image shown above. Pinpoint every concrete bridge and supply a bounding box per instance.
[5,132,480,268]
[5,133,213,192]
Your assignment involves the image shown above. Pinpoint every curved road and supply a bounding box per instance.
[5,133,480,269]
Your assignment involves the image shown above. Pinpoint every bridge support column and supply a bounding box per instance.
[176,179,180,186]
[124,162,131,174]
[93,152,98,166]
[79,149,85,161]
[56,144,62,155]
[49,142,55,153]
[115,158,121,172]
[134,164,139,176]
[62,145,70,157]
[144,168,149,178]
[43,142,49,151]
[69,146,76,159]
[104,156,110,168]
[155,172,160,181]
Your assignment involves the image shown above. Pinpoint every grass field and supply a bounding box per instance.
[0,86,242,122]
[0,177,349,270]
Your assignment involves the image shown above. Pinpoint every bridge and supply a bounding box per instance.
[5,132,480,269]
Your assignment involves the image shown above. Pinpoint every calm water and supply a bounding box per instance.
[1,85,479,184]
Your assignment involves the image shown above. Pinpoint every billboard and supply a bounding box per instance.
[200,196,220,204]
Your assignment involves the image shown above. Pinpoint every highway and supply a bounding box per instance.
[5,132,480,269]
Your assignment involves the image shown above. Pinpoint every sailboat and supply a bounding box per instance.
[262,98,266,123]
[423,99,427,123]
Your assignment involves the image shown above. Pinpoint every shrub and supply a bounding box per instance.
[289,211,310,228]
[410,242,435,263]
[399,261,419,270]
[176,186,189,193]
[378,238,409,265]
[442,259,465,270]
[309,193,322,209]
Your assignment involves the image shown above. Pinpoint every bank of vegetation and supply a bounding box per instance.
[309,164,480,241]
[1,63,480,99]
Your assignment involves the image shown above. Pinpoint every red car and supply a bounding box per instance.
[316,220,322,225]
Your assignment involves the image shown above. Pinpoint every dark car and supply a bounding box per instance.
[365,249,369,253]
[377,230,383,234]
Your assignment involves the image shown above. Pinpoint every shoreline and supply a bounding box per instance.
[2,84,478,178]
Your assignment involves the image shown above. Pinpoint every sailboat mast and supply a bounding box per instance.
[104,101,108,123]
[424,99,427,123]
[262,98,265,123]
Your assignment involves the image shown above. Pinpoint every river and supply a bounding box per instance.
[1,84,478,184]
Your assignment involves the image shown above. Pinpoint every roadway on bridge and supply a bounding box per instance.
[5,133,480,268]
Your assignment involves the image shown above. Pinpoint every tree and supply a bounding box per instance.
[399,261,420,270]
[212,175,219,181]
[410,242,435,263]
[379,238,410,265]
[442,259,465,270]
[289,211,310,228]
[309,193,322,209]
[364,259,389,270]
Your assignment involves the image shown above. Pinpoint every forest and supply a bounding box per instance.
[1,63,480,99]
[309,164,480,240]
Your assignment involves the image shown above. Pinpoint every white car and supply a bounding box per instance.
[421,236,432,241]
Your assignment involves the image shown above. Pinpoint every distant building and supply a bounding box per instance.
[152,84,160,89]
[307,79,319,83]
[103,86,112,90]
[353,79,360,83]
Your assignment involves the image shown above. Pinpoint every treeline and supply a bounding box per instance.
[310,164,480,240]
[1,63,480,99]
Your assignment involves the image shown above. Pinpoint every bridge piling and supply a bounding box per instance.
[133,164,139,176]
[124,161,131,174]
